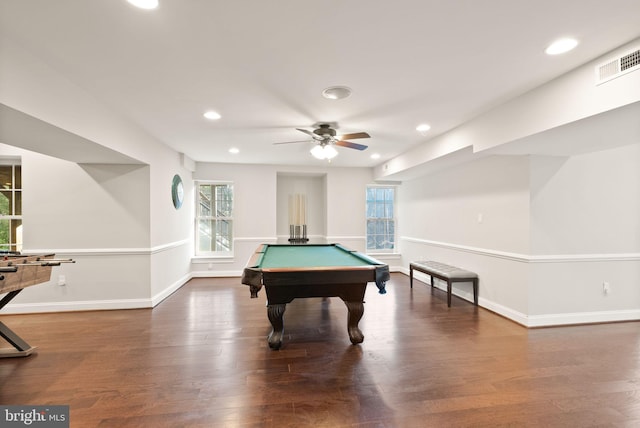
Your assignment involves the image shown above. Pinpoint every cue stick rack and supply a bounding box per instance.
[288,193,309,243]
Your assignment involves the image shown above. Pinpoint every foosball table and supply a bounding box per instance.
[0,252,75,358]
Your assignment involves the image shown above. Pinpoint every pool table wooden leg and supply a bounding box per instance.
[267,303,286,350]
[343,301,364,344]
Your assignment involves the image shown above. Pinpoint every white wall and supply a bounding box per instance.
[24,158,150,249]
[192,163,374,275]
[0,145,152,310]
[397,144,640,326]
[325,168,373,252]
[400,155,531,253]
[0,39,194,313]
[276,173,326,237]
[527,143,640,322]
[398,155,532,315]
[530,144,640,255]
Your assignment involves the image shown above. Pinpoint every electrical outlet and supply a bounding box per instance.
[603,281,610,294]
[58,275,66,286]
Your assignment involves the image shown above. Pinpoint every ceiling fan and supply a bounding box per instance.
[275,123,370,159]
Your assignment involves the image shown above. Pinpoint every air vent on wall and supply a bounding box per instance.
[595,47,640,85]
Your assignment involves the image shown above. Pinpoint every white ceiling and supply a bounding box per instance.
[1,0,639,168]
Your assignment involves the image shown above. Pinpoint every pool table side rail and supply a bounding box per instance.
[333,244,390,291]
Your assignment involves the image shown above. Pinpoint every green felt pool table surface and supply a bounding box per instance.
[253,243,379,269]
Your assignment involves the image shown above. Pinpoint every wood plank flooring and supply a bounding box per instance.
[2,274,640,427]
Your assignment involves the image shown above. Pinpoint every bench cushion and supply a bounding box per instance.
[410,261,477,280]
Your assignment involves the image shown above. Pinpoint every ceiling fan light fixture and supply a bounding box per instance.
[322,86,352,100]
[311,145,338,160]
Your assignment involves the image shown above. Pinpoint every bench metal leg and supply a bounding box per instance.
[473,279,479,306]
[409,266,413,288]
[447,281,452,307]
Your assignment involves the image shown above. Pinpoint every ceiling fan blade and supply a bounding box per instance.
[335,140,368,151]
[339,131,370,140]
[297,128,323,140]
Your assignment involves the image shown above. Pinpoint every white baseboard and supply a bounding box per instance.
[526,309,640,327]
[2,298,153,314]
[151,273,192,307]
[191,270,242,278]
[4,274,194,314]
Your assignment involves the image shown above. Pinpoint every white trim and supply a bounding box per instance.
[528,253,640,263]
[487,304,640,328]
[526,309,640,327]
[480,298,530,326]
[191,270,242,278]
[5,273,194,314]
[23,239,191,257]
[401,236,528,261]
[2,298,153,314]
[191,257,235,264]
[150,239,190,255]
[151,273,192,306]
[400,236,640,263]
[24,248,151,256]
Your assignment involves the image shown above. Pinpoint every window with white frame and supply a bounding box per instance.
[196,182,233,255]
[0,160,22,253]
[366,186,395,252]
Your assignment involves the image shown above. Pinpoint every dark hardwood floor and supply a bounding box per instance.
[2,273,640,427]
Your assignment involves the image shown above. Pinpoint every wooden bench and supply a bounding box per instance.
[409,261,478,307]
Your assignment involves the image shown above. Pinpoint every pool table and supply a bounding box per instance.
[241,243,389,349]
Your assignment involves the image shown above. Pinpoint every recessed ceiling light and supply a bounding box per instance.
[229,148,239,154]
[370,153,381,160]
[322,86,352,100]
[126,0,158,9]
[545,38,578,55]
[203,111,221,120]
[416,124,431,135]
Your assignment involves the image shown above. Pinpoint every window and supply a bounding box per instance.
[196,182,233,255]
[366,186,395,252]
[0,161,22,252]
